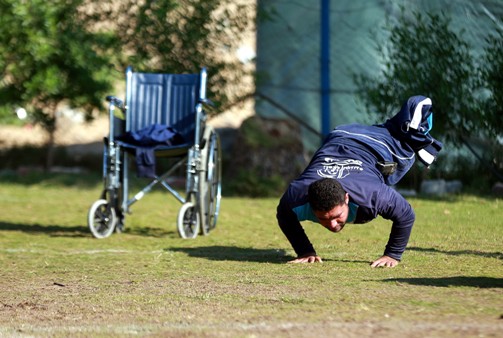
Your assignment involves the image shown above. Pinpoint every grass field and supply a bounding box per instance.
[0,172,502,337]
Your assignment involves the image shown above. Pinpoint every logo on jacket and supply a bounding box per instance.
[317,158,363,179]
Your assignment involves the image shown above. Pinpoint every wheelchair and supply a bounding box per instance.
[87,67,222,239]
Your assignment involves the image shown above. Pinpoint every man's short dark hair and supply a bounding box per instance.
[308,178,346,211]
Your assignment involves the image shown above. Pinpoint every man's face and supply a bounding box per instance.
[313,193,349,233]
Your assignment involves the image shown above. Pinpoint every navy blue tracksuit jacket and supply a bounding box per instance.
[276,96,442,261]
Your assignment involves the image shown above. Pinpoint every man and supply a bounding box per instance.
[276,95,443,267]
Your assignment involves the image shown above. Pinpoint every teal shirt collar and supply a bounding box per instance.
[347,201,358,223]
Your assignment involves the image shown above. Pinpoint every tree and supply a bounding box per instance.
[352,9,503,187]
[479,28,503,138]
[353,10,481,145]
[94,0,255,110]
[1,0,255,170]
[478,27,503,176]
[0,0,116,169]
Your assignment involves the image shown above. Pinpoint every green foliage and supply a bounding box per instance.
[0,106,21,125]
[0,0,252,120]
[353,8,503,185]
[0,0,254,124]
[0,0,254,170]
[0,0,116,129]
[477,28,503,170]
[95,0,255,110]
[479,27,503,134]
[353,10,481,144]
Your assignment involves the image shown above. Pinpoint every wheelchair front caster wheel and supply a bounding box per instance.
[177,202,200,239]
[88,199,117,239]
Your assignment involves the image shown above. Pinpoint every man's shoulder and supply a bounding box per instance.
[280,177,312,207]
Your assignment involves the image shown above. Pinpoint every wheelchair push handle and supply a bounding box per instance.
[106,95,126,111]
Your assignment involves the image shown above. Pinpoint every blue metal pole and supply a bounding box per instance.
[320,0,331,138]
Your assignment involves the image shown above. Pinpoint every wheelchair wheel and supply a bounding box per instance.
[177,202,200,239]
[199,127,222,235]
[88,199,117,239]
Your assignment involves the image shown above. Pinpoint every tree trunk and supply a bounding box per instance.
[45,126,56,172]
[43,108,58,172]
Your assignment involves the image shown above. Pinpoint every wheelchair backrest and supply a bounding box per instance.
[125,68,204,144]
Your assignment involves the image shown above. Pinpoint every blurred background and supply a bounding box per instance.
[1,0,502,197]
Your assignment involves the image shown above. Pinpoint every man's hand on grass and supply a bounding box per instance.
[371,255,398,268]
[288,253,323,263]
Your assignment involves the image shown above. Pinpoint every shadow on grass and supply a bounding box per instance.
[384,276,503,288]
[169,245,289,263]
[126,226,178,238]
[0,221,179,238]
[0,221,89,237]
[169,246,376,264]
[408,246,503,260]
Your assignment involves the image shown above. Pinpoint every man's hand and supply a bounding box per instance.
[371,255,398,268]
[288,253,323,263]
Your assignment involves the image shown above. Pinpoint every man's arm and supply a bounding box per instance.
[276,198,318,261]
[376,186,416,263]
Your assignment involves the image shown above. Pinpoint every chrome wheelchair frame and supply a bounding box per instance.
[87,67,222,239]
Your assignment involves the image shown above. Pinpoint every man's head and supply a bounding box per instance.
[308,178,349,233]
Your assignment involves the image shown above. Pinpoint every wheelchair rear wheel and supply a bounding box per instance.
[177,202,200,239]
[199,127,222,235]
[88,199,117,239]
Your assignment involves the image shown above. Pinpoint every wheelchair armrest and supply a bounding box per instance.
[106,95,126,111]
